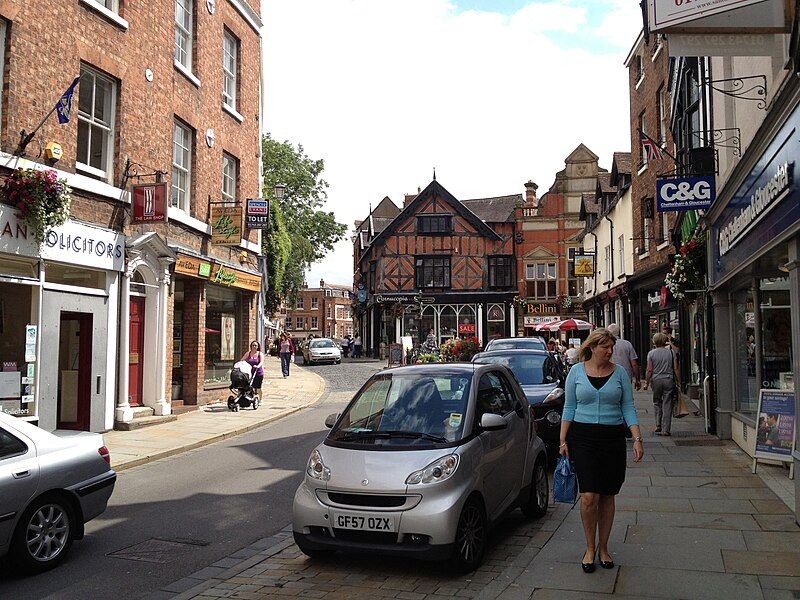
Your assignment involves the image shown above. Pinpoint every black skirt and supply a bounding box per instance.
[567,422,627,495]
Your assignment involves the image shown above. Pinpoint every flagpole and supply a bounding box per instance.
[14,75,81,157]
[637,128,678,164]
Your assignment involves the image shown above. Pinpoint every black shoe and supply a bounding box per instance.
[581,552,596,573]
[599,557,615,569]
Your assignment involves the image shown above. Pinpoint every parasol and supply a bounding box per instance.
[545,318,594,332]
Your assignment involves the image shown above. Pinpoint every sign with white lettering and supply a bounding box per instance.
[132,183,167,223]
[656,176,715,211]
[0,203,125,271]
[246,198,270,230]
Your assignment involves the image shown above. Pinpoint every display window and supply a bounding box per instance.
[486,304,505,341]
[0,282,37,418]
[733,287,757,416]
[758,277,793,392]
[205,285,241,385]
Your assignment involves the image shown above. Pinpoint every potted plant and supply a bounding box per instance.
[1,168,71,244]
[665,233,706,301]
[439,336,482,362]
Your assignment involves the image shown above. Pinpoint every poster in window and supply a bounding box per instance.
[221,314,236,360]
[574,255,595,277]
[754,390,795,463]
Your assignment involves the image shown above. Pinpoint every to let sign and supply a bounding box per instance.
[246,198,270,229]
[211,205,242,245]
[132,183,168,223]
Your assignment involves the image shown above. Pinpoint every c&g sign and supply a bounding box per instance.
[656,176,715,212]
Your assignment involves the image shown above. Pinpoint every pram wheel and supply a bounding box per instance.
[227,395,237,411]
[252,394,260,410]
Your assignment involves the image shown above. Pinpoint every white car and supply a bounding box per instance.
[0,412,116,573]
[303,338,342,365]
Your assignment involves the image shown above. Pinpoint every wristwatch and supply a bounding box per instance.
[633,437,643,443]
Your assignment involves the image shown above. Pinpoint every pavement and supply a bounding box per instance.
[150,388,800,600]
[104,356,327,471]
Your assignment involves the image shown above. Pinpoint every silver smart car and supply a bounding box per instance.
[292,363,548,572]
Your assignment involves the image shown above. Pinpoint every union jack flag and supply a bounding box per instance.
[640,129,664,161]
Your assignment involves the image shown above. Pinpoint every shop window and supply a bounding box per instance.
[415,256,451,289]
[204,286,241,385]
[171,281,184,398]
[458,305,476,339]
[0,257,38,280]
[759,277,793,392]
[439,306,457,343]
[486,303,505,341]
[525,262,556,300]
[0,283,35,418]
[733,287,757,416]
[46,263,105,290]
[417,215,452,235]
[419,306,435,345]
[488,256,513,288]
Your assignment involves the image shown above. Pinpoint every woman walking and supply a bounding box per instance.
[643,332,680,436]
[278,333,295,378]
[559,328,644,573]
[240,340,265,395]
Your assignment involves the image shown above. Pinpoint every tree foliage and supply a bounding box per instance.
[263,200,291,314]
[261,133,347,307]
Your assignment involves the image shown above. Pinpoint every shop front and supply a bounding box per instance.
[0,203,124,432]
[171,251,261,406]
[518,301,588,343]
[708,100,800,517]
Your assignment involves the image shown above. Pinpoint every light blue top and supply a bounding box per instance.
[562,363,638,426]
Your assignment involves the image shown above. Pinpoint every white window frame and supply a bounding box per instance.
[635,54,645,88]
[643,216,651,253]
[223,29,238,110]
[175,0,193,71]
[222,152,238,205]
[171,119,193,213]
[0,21,5,129]
[657,86,667,145]
[661,211,670,243]
[603,245,612,283]
[618,234,625,276]
[311,316,318,329]
[76,65,117,182]
[525,261,557,300]
[311,297,318,309]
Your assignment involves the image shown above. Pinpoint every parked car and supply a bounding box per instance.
[0,412,116,573]
[472,349,565,458]
[484,336,547,351]
[303,338,342,365]
[292,363,548,572]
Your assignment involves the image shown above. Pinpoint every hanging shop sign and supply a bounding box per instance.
[245,198,270,230]
[211,205,242,246]
[523,316,559,328]
[754,389,796,464]
[647,0,784,32]
[174,253,261,292]
[0,204,125,271]
[573,254,595,277]
[656,176,715,211]
[131,182,168,223]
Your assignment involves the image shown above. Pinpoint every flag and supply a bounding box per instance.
[55,76,81,124]
[640,129,664,161]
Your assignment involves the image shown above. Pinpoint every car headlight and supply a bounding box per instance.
[406,455,459,485]
[307,449,331,481]
[543,388,564,404]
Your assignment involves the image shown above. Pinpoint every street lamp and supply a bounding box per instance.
[273,183,286,201]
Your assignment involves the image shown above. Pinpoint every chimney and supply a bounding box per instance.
[404,193,417,208]
[524,181,538,207]
[319,279,325,288]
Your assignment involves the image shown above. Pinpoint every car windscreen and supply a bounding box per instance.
[486,339,545,351]
[329,373,471,446]
[310,339,336,348]
[473,354,555,386]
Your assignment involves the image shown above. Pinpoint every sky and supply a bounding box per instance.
[261,0,644,288]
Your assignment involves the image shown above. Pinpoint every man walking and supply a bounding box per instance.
[607,323,641,390]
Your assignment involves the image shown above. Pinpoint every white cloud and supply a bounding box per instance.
[262,0,641,288]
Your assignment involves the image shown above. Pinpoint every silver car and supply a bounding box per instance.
[292,363,548,572]
[0,412,116,573]
[303,338,342,365]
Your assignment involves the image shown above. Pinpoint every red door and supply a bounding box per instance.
[57,313,93,431]
[129,297,146,407]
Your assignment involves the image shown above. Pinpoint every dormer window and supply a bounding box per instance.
[417,214,452,235]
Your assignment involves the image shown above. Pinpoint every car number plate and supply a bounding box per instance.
[332,512,396,532]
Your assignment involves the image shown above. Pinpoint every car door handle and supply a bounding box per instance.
[13,470,30,479]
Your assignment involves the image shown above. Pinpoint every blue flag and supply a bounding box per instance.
[55,76,81,124]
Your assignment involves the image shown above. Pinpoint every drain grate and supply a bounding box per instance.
[673,438,724,446]
[109,538,209,563]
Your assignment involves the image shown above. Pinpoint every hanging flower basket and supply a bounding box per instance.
[1,168,71,244]
[665,233,706,301]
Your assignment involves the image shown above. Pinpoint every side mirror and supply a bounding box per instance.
[479,413,507,431]
[324,413,340,428]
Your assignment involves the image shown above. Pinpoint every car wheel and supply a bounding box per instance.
[450,498,487,573]
[521,456,549,519]
[11,495,74,573]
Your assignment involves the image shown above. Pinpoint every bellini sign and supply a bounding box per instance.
[718,162,792,256]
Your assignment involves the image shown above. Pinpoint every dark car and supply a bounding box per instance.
[484,337,547,351]
[472,349,565,456]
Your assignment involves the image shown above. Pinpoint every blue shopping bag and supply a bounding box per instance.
[553,455,578,504]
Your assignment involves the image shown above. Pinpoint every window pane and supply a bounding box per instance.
[79,71,93,114]
[547,263,556,279]
[536,264,545,279]
[89,124,104,169]
[77,120,90,165]
[94,77,112,123]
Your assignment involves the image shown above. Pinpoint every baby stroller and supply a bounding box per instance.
[227,361,260,411]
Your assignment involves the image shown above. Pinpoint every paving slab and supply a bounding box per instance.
[646,485,728,499]
[753,515,800,532]
[752,500,794,514]
[743,531,800,552]
[634,511,761,531]
[723,488,783,500]
[689,499,756,514]
[624,524,746,549]
[614,565,763,599]
[759,575,800,590]
[616,497,693,513]
[723,550,800,576]
[521,561,618,594]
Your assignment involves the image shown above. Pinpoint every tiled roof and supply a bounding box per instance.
[597,172,616,195]
[461,194,521,223]
[613,152,632,175]
[582,192,600,214]
[372,216,395,234]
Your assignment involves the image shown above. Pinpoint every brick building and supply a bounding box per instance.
[283,280,354,345]
[0,0,263,431]
[514,144,603,338]
[624,33,681,360]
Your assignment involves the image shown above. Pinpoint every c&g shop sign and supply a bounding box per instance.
[0,203,125,271]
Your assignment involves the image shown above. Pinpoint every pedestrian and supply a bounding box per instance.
[607,323,641,390]
[341,335,350,358]
[241,340,265,395]
[353,334,362,358]
[661,325,680,355]
[643,332,680,436]
[279,332,295,378]
[421,328,438,354]
[565,343,579,368]
[559,328,643,573]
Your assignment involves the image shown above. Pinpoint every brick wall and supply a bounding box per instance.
[181,277,204,403]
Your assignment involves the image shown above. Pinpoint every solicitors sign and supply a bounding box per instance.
[656,176,715,211]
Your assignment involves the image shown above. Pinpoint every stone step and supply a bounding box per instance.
[130,406,155,418]
[114,414,178,431]
[171,404,199,415]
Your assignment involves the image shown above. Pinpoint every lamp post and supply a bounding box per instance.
[273,183,286,202]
